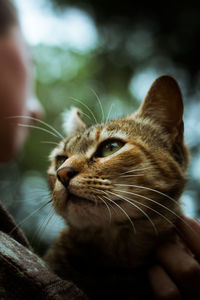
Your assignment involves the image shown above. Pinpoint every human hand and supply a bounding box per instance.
[148,216,200,299]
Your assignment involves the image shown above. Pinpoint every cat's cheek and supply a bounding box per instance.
[52,180,69,217]
[48,174,56,191]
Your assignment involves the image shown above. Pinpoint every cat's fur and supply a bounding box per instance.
[44,76,189,299]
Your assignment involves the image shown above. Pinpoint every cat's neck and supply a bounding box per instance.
[67,218,175,268]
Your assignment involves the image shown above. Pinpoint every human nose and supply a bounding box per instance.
[26,95,44,121]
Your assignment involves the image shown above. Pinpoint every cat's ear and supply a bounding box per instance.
[137,75,184,141]
[62,107,86,135]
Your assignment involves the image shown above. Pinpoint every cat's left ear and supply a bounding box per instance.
[137,75,184,141]
[62,107,87,135]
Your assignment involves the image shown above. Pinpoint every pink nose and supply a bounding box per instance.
[57,167,77,187]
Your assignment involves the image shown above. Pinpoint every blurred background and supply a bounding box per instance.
[0,0,200,255]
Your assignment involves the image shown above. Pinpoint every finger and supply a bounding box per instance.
[157,242,200,298]
[148,264,181,300]
[176,216,200,262]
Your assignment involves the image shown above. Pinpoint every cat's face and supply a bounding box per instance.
[48,76,189,231]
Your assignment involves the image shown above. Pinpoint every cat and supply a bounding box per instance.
[44,75,189,299]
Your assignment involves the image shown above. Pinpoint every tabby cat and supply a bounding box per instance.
[44,76,189,299]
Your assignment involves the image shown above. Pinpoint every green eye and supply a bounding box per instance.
[55,155,68,169]
[95,139,125,158]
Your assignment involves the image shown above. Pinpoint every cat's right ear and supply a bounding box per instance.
[136,75,184,142]
[62,107,86,135]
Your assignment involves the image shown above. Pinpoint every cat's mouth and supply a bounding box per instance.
[68,193,122,206]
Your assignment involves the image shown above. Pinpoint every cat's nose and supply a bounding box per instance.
[57,167,78,187]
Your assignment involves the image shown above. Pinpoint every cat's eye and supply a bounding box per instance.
[55,155,68,169]
[95,139,125,158]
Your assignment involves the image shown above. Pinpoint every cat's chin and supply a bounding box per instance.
[53,190,150,229]
[52,190,109,228]
[69,194,96,205]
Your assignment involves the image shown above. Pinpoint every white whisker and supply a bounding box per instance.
[91,187,117,216]
[70,96,98,124]
[8,115,64,139]
[100,190,136,233]
[114,183,176,203]
[96,195,112,224]
[89,88,105,123]
[9,200,52,235]
[113,188,197,234]
[119,174,144,178]
[106,103,115,123]
[114,188,182,219]
[31,205,54,246]
[40,141,60,146]
[113,189,175,226]
[108,190,158,234]
[120,167,152,176]
[18,124,61,139]
[79,110,93,122]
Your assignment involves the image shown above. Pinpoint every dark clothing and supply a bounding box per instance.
[0,203,87,300]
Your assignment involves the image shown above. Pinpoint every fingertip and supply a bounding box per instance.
[176,216,200,260]
[148,265,181,300]
[177,216,200,232]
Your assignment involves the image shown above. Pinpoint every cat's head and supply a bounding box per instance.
[48,76,189,231]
